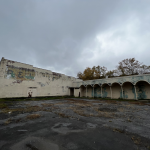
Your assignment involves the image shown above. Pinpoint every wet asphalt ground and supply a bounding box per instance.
[0,98,150,150]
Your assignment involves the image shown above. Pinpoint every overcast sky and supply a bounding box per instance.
[0,0,150,77]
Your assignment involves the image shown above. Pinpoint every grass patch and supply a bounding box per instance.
[0,103,8,109]
[26,114,41,120]
[2,106,44,113]
[128,101,147,105]
[0,96,75,102]
[73,109,90,117]
[55,112,71,118]
[131,136,142,145]
[113,128,125,133]
[41,103,54,107]
[4,118,12,125]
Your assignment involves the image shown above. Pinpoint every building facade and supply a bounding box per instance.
[0,57,81,98]
[72,74,150,100]
[0,57,150,100]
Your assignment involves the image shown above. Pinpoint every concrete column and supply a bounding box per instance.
[121,86,123,99]
[101,86,103,98]
[86,86,87,97]
[93,87,94,98]
[134,85,137,100]
[69,88,70,96]
[110,86,112,99]
[73,88,74,97]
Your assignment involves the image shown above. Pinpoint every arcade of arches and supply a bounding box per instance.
[78,81,150,100]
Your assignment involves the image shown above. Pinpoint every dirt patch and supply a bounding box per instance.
[128,101,149,106]
[26,114,41,120]
[98,107,117,112]
[2,106,45,114]
[4,118,12,125]
[0,103,8,109]
[41,103,54,107]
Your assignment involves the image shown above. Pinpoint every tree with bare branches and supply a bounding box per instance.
[77,58,150,80]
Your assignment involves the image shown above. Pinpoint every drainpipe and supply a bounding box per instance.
[134,85,137,100]
[121,86,123,99]
[110,86,112,99]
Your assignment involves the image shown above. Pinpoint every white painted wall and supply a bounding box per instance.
[74,89,80,97]
[0,58,80,98]
[112,83,121,99]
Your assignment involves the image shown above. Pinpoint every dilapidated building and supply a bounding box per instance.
[72,74,150,100]
[0,57,150,100]
[0,57,81,98]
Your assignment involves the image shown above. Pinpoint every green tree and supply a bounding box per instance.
[77,66,107,80]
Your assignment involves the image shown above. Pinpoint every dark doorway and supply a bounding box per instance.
[70,88,74,96]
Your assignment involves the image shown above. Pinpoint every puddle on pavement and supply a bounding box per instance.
[10,136,59,150]
[51,123,85,134]
[51,122,97,134]
[86,123,97,128]
[66,142,78,149]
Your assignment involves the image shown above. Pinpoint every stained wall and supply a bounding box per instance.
[1,57,150,100]
[0,57,80,98]
[73,72,150,100]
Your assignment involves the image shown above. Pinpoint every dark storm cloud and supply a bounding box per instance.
[0,0,150,77]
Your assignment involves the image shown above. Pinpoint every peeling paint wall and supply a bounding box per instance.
[112,83,121,99]
[74,89,80,97]
[87,86,92,97]
[73,72,150,99]
[6,65,35,81]
[102,84,111,98]
[122,82,135,99]
[136,81,150,100]
[80,86,86,97]
[93,86,101,97]
[0,58,80,98]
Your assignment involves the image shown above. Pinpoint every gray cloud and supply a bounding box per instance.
[0,0,150,77]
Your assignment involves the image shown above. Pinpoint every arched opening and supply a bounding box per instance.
[102,83,111,98]
[80,85,86,97]
[93,84,101,98]
[136,81,150,100]
[87,85,93,97]
[111,83,122,99]
[122,82,135,99]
